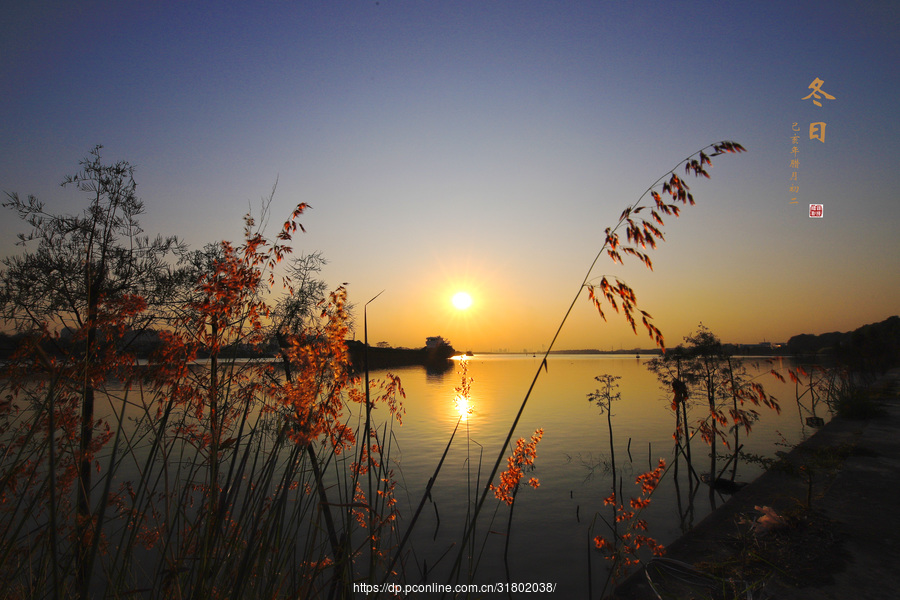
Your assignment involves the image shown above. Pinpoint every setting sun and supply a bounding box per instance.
[452,291,473,310]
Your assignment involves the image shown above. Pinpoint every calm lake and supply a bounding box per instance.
[86,353,822,596]
[374,353,823,596]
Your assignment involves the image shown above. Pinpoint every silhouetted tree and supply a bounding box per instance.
[0,145,183,594]
[647,325,778,498]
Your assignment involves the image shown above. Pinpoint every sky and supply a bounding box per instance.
[2,0,899,352]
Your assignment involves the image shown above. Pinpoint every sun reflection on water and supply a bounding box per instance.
[454,393,473,420]
[452,355,474,421]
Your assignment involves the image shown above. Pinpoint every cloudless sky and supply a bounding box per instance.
[2,0,899,351]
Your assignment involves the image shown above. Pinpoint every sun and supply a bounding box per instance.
[451,291,473,310]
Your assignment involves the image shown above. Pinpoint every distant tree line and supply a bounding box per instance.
[0,327,286,361]
[787,315,900,373]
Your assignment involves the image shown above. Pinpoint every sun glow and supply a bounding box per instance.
[453,355,473,421]
[454,394,473,420]
[452,291,473,310]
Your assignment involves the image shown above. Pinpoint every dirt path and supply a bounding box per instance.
[614,368,900,599]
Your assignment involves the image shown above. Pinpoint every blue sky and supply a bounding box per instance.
[2,1,899,351]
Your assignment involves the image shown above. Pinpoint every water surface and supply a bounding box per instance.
[379,354,821,595]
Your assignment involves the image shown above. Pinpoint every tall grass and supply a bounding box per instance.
[1,141,747,598]
[443,142,747,592]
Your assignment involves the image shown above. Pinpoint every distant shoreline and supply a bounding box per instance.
[472,346,789,357]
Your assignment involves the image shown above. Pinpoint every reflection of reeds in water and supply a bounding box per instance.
[585,374,669,597]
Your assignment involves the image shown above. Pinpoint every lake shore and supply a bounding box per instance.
[613,368,900,599]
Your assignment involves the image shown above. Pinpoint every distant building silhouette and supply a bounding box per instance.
[425,336,451,349]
